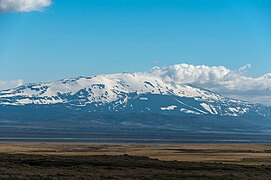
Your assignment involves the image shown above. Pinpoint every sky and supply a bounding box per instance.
[0,0,271,104]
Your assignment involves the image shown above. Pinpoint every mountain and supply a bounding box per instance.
[1,73,271,142]
[0,73,270,117]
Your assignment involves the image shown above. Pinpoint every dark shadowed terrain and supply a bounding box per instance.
[1,153,271,180]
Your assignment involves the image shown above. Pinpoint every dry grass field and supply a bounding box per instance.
[1,143,271,165]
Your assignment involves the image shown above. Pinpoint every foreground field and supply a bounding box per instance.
[1,143,271,179]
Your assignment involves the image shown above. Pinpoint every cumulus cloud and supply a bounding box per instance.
[0,80,24,90]
[0,0,52,12]
[149,64,271,105]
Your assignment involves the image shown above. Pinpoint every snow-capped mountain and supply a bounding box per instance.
[0,73,270,117]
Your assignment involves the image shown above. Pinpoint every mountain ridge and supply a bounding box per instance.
[0,73,270,118]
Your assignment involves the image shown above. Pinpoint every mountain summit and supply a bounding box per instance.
[0,73,270,118]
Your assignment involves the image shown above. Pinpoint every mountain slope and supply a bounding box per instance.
[0,73,270,117]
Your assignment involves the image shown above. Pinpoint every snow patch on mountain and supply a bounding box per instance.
[161,105,177,111]
[180,108,201,115]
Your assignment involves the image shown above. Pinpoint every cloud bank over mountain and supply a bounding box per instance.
[0,0,52,12]
[149,64,271,105]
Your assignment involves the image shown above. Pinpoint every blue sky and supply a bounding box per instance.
[0,0,271,82]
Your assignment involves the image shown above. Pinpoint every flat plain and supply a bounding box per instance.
[1,143,271,179]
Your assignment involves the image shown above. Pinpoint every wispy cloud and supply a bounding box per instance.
[149,64,271,105]
[0,80,24,90]
[0,0,52,12]
[238,64,251,72]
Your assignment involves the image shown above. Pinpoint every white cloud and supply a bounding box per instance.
[0,80,24,90]
[0,0,52,12]
[149,64,271,105]
[238,64,251,72]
